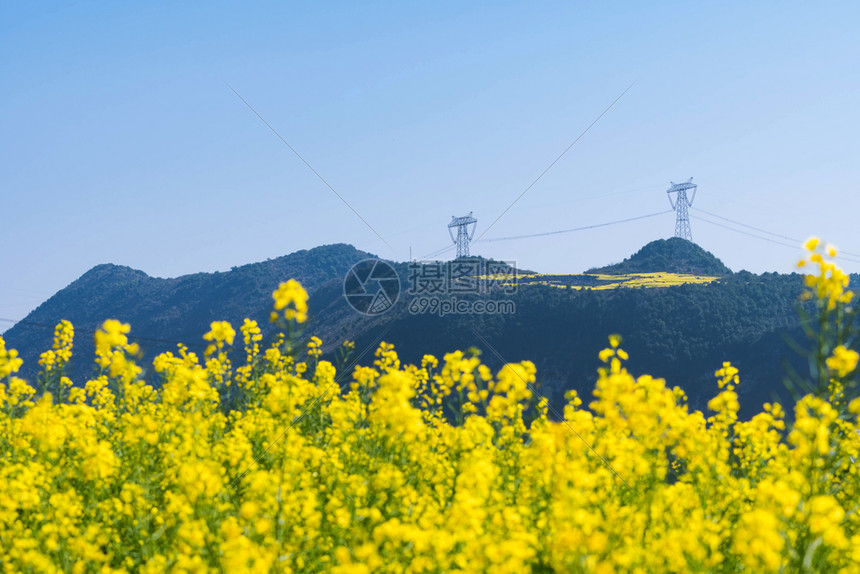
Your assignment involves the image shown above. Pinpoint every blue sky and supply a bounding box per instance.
[2,1,860,329]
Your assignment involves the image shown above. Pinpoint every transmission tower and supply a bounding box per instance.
[666,178,697,241]
[448,212,478,258]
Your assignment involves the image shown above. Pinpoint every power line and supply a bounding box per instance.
[688,216,799,249]
[420,206,860,267]
[689,215,860,264]
[418,209,670,258]
[479,210,672,243]
[476,82,636,241]
[692,207,798,242]
[224,81,394,253]
[419,208,671,259]
[692,207,860,259]
[418,245,455,260]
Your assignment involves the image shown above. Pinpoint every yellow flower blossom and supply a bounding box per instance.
[307,336,322,358]
[826,345,859,378]
[272,279,309,323]
[0,273,857,572]
[204,320,236,346]
[0,336,24,378]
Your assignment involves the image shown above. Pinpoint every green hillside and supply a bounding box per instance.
[308,268,809,419]
[590,237,733,276]
[2,240,824,419]
[3,244,377,382]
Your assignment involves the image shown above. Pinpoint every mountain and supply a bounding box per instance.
[3,244,377,382]
[589,237,732,276]
[2,240,824,419]
[308,267,809,419]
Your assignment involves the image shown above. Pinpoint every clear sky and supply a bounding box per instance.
[2,1,860,330]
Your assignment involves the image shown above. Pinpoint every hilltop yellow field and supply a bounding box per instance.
[0,240,858,573]
[481,271,720,290]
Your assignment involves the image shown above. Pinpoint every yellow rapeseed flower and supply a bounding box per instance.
[0,274,859,572]
[826,345,859,378]
[272,279,309,323]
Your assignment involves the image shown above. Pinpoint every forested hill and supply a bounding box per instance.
[2,239,836,419]
[308,267,812,419]
[590,237,732,276]
[3,244,377,382]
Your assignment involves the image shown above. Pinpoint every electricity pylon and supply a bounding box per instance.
[448,212,477,258]
[667,178,697,241]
